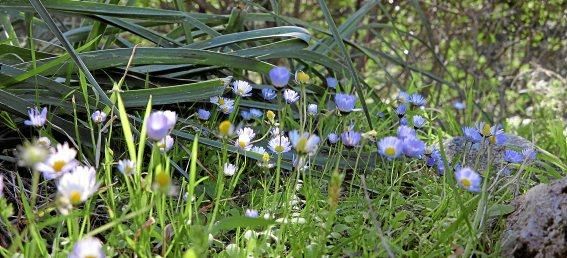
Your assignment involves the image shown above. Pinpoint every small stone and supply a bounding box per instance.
[500,177,567,258]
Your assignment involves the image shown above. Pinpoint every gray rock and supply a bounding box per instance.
[442,134,535,173]
[500,177,567,258]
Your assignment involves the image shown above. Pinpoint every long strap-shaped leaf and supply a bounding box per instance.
[28,0,112,107]
[317,0,375,129]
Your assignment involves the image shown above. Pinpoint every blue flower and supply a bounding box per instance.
[522,148,537,161]
[378,136,403,159]
[463,127,482,143]
[249,108,263,118]
[397,125,416,139]
[453,101,466,110]
[504,150,523,164]
[341,130,362,147]
[327,133,340,144]
[326,77,338,89]
[402,137,425,158]
[412,115,426,128]
[197,109,210,120]
[334,93,357,113]
[269,66,290,88]
[409,93,426,107]
[24,107,47,127]
[261,88,277,101]
[241,110,253,121]
[400,117,408,126]
[397,91,410,103]
[455,167,481,192]
[395,105,407,118]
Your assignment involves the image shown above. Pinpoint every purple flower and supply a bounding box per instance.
[463,127,482,143]
[334,93,357,113]
[395,105,407,118]
[400,117,408,126]
[326,77,338,89]
[261,88,277,101]
[24,107,47,127]
[269,66,290,88]
[91,110,107,124]
[378,136,403,159]
[307,104,318,115]
[504,150,523,164]
[197,109,210,120]
[341,130,362,147]
[327,133,340,144]
[245,209,259,218]
[147,111,176,141]
[397,125,416,139]
[412,115,426,129]
[489,126,506,145]
[409,93,426,107]
[402,137,425,158]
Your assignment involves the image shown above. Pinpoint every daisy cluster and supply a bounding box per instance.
[377,91,427,161]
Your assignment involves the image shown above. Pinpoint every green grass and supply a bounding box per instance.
[0,1,565,257]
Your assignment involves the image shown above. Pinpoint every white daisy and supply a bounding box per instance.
[268,135,292,154]
[232,80,253,97]
[283,89,300,104]
[117,159,136,176]
[211,96,236,114]
[288,130,320,155]
[68,237,105,258]
[36,142,78,180]
[158,135,174,152]
[251,146,273,168]
[307,104,318,115]
[235,127,255,150]
[57,166,99,205]
[16,139,49,169]
[223,163,237,176]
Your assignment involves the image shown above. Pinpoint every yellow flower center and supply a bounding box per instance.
[52,160,66,172]
[239,140,247,148]
[69,191,82,204]
[482,124,491,136]
[296,71,310,83]
[262,153,270,162]
[460,178,472,188]
[296,138,308,153]
[385,147,396,157]
[85,256,97,258]
[266,111,275,122]
[489,135,496,144]
[219,121,232,136]
[218,98,225,105]
[275,145,285,153]
[155,173,171,188]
